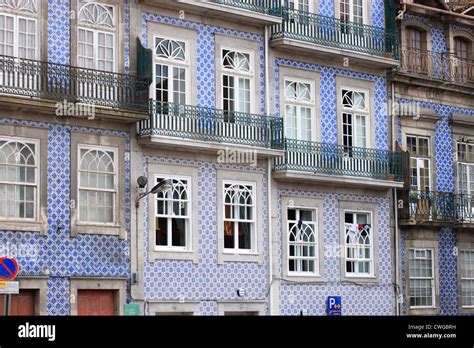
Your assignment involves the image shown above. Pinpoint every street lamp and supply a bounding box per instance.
[135,177,173,208]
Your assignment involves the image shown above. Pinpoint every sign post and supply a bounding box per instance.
[327,296,342,316]
[0,257,19,317]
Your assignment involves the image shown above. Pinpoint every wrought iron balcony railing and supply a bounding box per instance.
[271,8,399,58]
[399,47,474,85]
[273,138,404,181]
[209,0,282,15]
[138,101,284,149]
[0,55,151,112]
[399,190,474,224]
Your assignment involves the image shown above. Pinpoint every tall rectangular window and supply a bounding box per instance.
[155,176,191,250]
[153,37,188,105]
[0,13,36,59]
[344,212,372,276]
[221,49,253,114]
[339,0,365,24]
[409,248,435,308]
[284,79,314,141]
[407,135,431,192]
[0,137,37,220]
[78,145,117,224]
[460,250,474,307]
[223,181,256,252]
[77,2,116,72]
[287,207,318,275]
[341,88,369,149]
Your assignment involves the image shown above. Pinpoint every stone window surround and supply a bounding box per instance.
[335,76,376,149]
[16,276,48,316]
[217,169,264,265]
[217,300,266,315]
[400,19,433,52]
[404,232,440,315]
[457,231,474,314]
[281,195,325,282]
[148,301,200,315]
[146,162,199,263]
[69,277,127,315]
[338,200,379,283]
[70,131,126,239]
[148,21,198,105]
[215,34,261,115]
[0,124,48,235]
[400,124,437,193]
[70,0,124,73]
[448,27,474,58]
[278,65,321,143]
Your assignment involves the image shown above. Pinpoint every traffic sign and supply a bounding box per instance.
[327,296,342,316]
[0,257,19,281]
[0,281,19,294]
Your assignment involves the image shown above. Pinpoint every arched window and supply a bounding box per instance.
[223,182,255,251]
[155,176,190,250]
[77,1,116,71]
[0,138,37,219]
[454,37,471,82]
[287,208,318,275]
[344,212,372,276]
[284,79,314,141]
[78,146,117,224]
[404,26,428,72]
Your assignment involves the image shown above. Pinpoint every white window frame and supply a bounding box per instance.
[0,135,39,222]
[407,135,432,192]
[341,86,370,149]
[152,35,190,105]
[0,12,38,59]
[77,2,117,72]
[286,0,313,12]
[287,206,319,277]
[336,0,368,25]
[457,141,474,195]
[284,78,316,142]
[77,144,118,226]
[460,250,474,308]
[220,47,255,114]
[222,180,257,254]
[344,210,374,278]
[154,174,192,252]
[409,248,436,309]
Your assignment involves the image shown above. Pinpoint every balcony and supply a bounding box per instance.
[0,55,150,122]
[147,0,282,26]
[270,8,400,68]
[398,191,474,228]
[273,139,404,188]
[137,101,284,157]
[397,47,474,89]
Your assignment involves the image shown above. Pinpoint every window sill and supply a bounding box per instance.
[342,275,378,283]
[71,223,126,239]
[283,274,324,283]
[0,219,47,236]
[218,251,262,265]
[148,248,198,263]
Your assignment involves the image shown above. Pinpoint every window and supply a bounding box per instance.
[344,212,372,277]
[287,207,318,275]
[457,142,474,221]
[287,0,311,12]
[454,37,470,81]
[78,145,117,224]
[153,36,188,105]
[77,1,116,71]
[407,135,431,192]
[341,88,369,149]
[339,0,365,24]
[155,176,191,251]
[223,182,256,252]
[0,138,37,220]
[221,49,253,114]
[0,9,37,59]
[284,79,314,141]
[409,248,435,308]
[460,250,474,307]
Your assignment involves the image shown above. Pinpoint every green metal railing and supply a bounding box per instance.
[138,101,284,149]
[271,8,399,58]
[0,55,151,111]
[399,190,474,224]
[209,0,282,15]
[273,138,404,180]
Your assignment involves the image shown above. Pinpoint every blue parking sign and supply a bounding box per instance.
[327,296,342,316]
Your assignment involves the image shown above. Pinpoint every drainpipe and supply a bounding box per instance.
[264,24,274,315]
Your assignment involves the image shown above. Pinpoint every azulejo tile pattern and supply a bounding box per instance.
[141,13,265,114]
[439,228,457,315]
[0,116,131,315]
[318,0,334,17]
[275,58,388,150]
[47,0,70,64]
[276,190,393,315]
[142,157,269,315]
[371,0,385,28]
